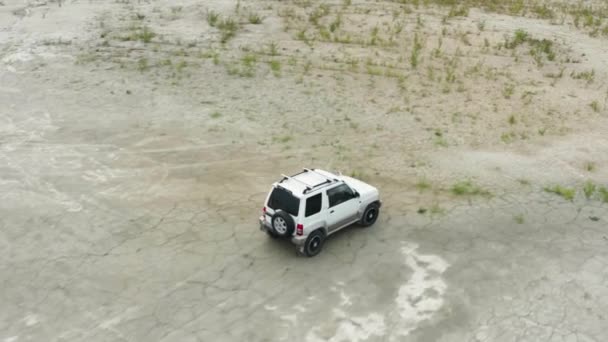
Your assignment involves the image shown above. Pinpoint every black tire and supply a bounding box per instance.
[304,230,325,257]
[271,210,295,238]
[360,203,380,227]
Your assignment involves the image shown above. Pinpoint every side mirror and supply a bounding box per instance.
[354,190,360,198]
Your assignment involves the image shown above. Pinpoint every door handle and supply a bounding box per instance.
[330,210,335,213]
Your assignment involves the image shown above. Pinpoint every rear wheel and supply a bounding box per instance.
[360,203,380,227]
[304,230,326,257]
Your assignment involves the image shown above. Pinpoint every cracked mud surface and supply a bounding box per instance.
[1,1,608,341]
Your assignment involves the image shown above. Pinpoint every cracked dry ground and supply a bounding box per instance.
[2,1,608,342]
[2,86,607,342]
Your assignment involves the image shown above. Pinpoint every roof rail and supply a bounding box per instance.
[303,168,333,180]
[281,174,313,192]
[303,180,334,194]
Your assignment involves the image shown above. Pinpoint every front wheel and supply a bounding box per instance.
[303,230,326,257]
[360,203,380,227]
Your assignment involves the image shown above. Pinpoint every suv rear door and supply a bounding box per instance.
[265,186,300,221]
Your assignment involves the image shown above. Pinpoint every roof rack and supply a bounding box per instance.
[280,169,342,194]
[304,168,340,182]
[281,174,313,193]
[301,168,340,194]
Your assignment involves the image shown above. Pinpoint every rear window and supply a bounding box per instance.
[267,187,300,216]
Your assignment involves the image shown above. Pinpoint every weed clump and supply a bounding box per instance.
[544,185,575,201]
[451,180,491,196]
[583,181,596,199]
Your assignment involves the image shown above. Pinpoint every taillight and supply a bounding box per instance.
[263,207,266,214]
[296,224,304,236]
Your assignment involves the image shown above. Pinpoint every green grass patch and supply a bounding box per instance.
[434,137,448,147]
[241,54,257,67]
[583,181,596,199]
[505,29,554,65]
[599,187,608,203]
[269,60,281,77]
[217,18,239,43]
[590,101,600,112]
[207,10,219,27]
[501,132,516,143]
[248,13,263,24]
[415,179,431,191]
[430,203,445,215]
[137,57,148,72]
[349,170,368,181]
[272,135,292,143]
[503,84,515,99]
[448,5,469,17]
[450,180,491,196]
[268,42,279,56]
[506,29,528,48]
[411,33,422,69]
[544,185,575,201]
[571,69,595,84]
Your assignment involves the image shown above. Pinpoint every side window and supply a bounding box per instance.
[327,184,355,208]
[305,193,322,217]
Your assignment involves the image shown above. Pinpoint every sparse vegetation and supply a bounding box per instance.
[411,33,422,69]
[514,214,525,224]
[544,185,575,201]
[269,60,281,77]
[451,180,491,197]
[583,181,596,199]
[501,132,516,143]
[217,18,239,43]
[309,4,330,26]
[430,203,445,215]
[415,179,431,191]
[434,137,448,147]
[248,13,263,24]
[137,57,148,72]
[506,29,528,48]
[349,170,367,181]
[273,135,292,144]
[210,111,222,119]
[121,26,156,43]
[503,84,515,99]
[448,5,469,18]
[268,42,279,56]
[590,101,600,112]
[505,29,554,65]
[571,69,595,84]
[599,187,608,203]
[207,10,219,27]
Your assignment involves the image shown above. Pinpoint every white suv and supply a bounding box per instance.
[259,168,381,256]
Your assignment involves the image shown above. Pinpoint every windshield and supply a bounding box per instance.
[267,186,300,216]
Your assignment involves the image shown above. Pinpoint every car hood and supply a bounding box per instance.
[341,176,379,200]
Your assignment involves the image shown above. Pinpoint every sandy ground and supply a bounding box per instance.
[1,0,608,341]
